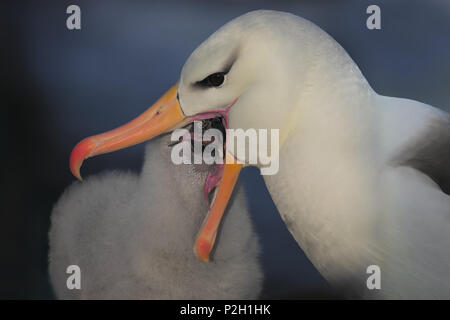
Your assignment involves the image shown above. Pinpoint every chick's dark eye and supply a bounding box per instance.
[198,72,225,87]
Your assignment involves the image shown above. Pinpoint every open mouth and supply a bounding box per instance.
[169,116,227,209]
[186,101,239,213]
[200,117,226,209]
[168,116,226,151]
[69,84,240,262]
[193,116,226,152]
[201,117,226,145]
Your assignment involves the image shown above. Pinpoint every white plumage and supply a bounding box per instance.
[51,9,450,299]
[49,134,262,299]
[175,10,450,298]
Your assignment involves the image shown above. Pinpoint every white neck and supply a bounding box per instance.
[263,35,381,293]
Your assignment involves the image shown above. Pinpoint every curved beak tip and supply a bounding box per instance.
[69,155,83,181]
[70,138,96,181]
[68,84,184,182]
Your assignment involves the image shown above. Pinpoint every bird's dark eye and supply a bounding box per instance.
[197,72,225,87]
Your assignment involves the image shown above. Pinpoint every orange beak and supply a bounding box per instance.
[69,83,243,262]
[70,84,188,179]
[194,152,242,262]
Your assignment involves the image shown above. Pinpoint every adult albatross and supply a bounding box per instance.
[69,10,450,298]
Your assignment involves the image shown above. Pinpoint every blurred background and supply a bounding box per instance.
[3,0,450,299]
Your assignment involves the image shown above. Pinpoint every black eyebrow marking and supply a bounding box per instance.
[194,72,226,88]
[192,46,240,88]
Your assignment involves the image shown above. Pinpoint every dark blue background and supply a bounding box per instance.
[3,0,450,298]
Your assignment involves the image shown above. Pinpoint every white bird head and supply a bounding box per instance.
[178,10,314,142]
